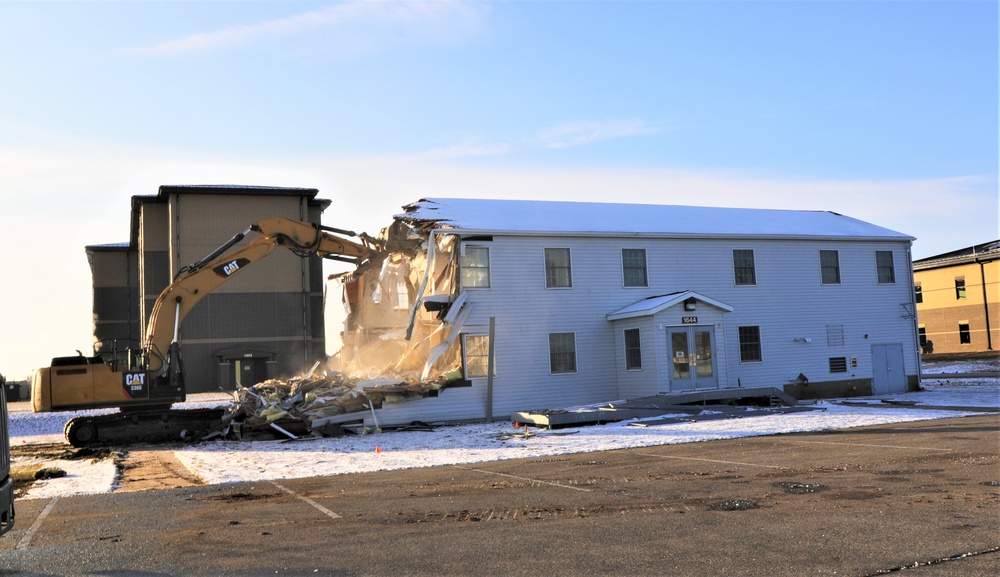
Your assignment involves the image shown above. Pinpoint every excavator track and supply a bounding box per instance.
[64,407,227,448]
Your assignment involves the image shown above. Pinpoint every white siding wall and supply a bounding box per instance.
[455,236,662,415]
[369,386,485,425]
[706,239,918,389]
[611,321,659,399]
[372,234,917,424]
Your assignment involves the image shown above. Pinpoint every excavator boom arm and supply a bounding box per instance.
[142,217,384,372]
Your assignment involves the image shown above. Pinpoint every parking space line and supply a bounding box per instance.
[636,453,789,469]
[454,466,593,492]
[786,440,953,452]
[269,481,341,519]
[16,496,59,550]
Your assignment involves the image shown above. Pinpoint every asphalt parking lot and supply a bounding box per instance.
[2,414,998,576]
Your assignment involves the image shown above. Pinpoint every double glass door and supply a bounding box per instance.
[667,327,717,391]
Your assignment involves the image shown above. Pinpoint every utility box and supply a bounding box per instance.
[3,382,17,403]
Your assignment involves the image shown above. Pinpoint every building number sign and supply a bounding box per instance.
[682,316,698,324]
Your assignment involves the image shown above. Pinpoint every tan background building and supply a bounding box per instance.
[913,240,999,355]
[87,185,331,393]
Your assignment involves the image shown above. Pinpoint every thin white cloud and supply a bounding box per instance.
[414,120,663,160]
[534,120,661,149]
[417,142,514,160]
[126,0,487,56]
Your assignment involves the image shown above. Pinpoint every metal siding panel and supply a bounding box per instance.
[193,294,293,338]
[310,294,325,341]
[173,194,307,294]
[139,202,170,252]
[89,250,131,288]
[142,251,170,298]
[93,286,130,320]
[179,343,218,392]
[610,320,660,399]
[460,237,631,414]
[452,234,917,411]
[372,387,485,424]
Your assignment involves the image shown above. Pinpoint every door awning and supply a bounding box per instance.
[607,290,734,321]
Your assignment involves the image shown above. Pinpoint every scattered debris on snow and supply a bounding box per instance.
[208,369,467,441]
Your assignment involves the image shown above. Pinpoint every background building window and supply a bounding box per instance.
[545,248,572,288]
[820,250,841,284]
[959,322,971,344]
[733,249,756,286]
[463,335,491,378]
[829,357,848,373]
[460,246,491,288]
[624,328,642,370]
[914,284,923,303]
[876,251,895,284]
[622,249,648,287]
[548,332,577,373]
[955,277,966,299]
[738,326,762,362]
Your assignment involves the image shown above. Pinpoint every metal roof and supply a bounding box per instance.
[156,184,320,199]
[913,239,1000,270]
[396,198,913,241]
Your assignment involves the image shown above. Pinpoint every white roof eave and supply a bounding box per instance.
[607,291,734,321]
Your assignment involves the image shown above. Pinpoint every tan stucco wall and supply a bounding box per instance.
[915,259,999,353]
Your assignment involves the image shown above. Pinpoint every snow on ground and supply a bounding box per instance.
[8,368,998,500]
[922,358,1000,375]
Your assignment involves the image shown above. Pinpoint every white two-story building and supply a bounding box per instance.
[339,198,920,425]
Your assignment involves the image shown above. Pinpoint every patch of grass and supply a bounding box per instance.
[10,464,54,498]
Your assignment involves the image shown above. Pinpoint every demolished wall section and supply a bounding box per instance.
[336,222,463,384]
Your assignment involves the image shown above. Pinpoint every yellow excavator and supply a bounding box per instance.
[32,217,402,447]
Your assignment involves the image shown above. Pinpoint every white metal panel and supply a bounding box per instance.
[417,232,919,415]
[372,386,486,425]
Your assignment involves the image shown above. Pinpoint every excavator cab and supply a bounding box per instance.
[32,342,184,414]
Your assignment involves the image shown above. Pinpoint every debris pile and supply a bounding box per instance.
[209,368,465,441]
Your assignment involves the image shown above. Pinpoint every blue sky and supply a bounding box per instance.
[1,1,996,379]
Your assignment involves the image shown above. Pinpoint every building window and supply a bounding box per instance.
[820,250,841,285]
[918,326,927,348]
[548,332,577,373]
[544,248,572,288]
[622,249,648,287]
[738,326,762,363]
[914,284,923,303]
[959,322,971,345]
[463,335,491,378]
[876,251,895,284]
[829,357,848,373]
[460,246,491,288]
[955,277,966,300]
[733,249,756,286]
[394,280,409,310]
[624,328,642,370]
